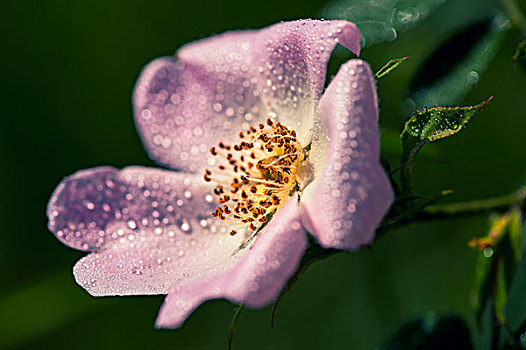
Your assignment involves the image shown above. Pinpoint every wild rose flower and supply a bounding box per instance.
[47,19,393,328]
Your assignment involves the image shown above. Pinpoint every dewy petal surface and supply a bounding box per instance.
[156,194,307,328]
[48,166,247,295]
[300,59,393,250]
[133,20,361,172]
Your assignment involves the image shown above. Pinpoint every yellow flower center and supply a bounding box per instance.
[204,118,304,236]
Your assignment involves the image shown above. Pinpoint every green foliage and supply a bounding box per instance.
[381,314,473,350]
[512,40,526,71]
[376,57,411,79]
[505,219,526,333]
[322,0,446,46]
[408,15,509,109]
[472,211,525,349]
[400,97,493,193]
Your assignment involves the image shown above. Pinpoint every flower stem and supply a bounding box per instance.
[417,186,526,220]
[375,186,526,236]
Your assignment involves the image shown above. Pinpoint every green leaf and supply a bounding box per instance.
[495,255,508,324]
[505,219,526,332]
[472,211,522,328]
[227,304,245,350]
[408,15,509,109]
[475,300,494,350]
[376,57,410,79]
[472,246,496,325]
[512,40,526,71]
[381,314,473,350]
[322,0,445,46]
[400,97,493,193]
[509,208,523,263]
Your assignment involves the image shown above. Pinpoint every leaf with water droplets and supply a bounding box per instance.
[400,97,493,193]
[403,96,493,141]
[512,40,526,71]
[408,15,509,110]
[322,0,446,46]
[375,57,410,79]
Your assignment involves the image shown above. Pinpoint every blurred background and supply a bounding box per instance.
[2,0,525,348]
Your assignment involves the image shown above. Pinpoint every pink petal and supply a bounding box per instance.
[300,60,394,250]
[133,20,361,172]
[156,194,307,328]
[48,166,248,295]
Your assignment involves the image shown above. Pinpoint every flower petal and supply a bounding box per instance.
[133,20,361,172]
[48,166,248,295]
[300,60,393,250]
[155,194,306,329]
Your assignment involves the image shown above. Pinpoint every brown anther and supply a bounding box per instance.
[250,223,257,230]
[218,165,225,170]
[259,123,264,129]
[210,147,217,155]
[259,216,268,223]
[266,118,273,126]
[250,184,257,193]
[219,142,226,149]
[229,230,237,236]
[239,132,244,138]
[241,191,248,199]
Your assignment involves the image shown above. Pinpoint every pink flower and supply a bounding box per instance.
[47,19,393,328]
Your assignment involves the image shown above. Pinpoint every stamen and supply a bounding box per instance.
[205,116,304,235]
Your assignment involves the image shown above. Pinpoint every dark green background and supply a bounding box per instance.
[2,0,525,349]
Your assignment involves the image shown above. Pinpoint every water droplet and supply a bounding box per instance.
[127,220,137,229]
[483,247,493,258]
[181,222,191,232]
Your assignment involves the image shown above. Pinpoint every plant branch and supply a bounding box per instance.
[415,186,526,221]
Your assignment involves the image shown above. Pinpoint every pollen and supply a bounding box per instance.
[204,118,304,236]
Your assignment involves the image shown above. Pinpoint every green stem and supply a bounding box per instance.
[400,138,427,195]
[227,305,245,350]
[501,0,526,37]
[418,186,526,220]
